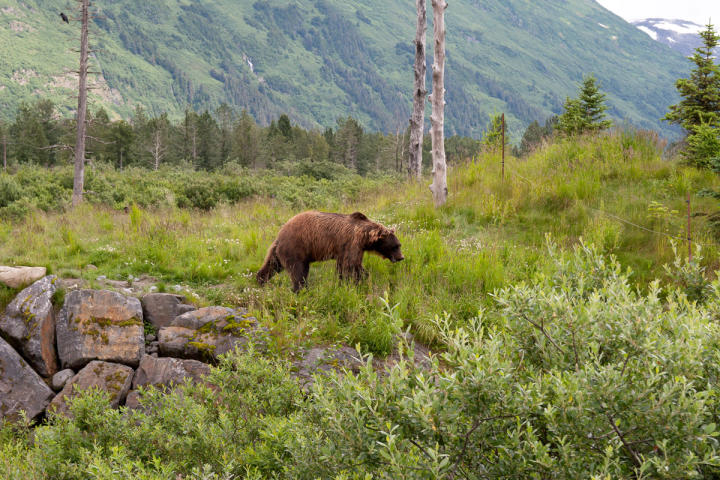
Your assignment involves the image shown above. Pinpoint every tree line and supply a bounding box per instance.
[0,101,483,176]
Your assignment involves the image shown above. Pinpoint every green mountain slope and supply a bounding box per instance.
[0,0,688,138]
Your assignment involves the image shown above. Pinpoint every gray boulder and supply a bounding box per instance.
[56,289,144,370]
[132,355,210,390]
[0,275,58,377]
[294,345,364,392]
[51,369,75,392]
[0,336,54,421]
[49,360,134,417]
[141,293,196,330]
[126,356,211,410]
[158,306,258,361]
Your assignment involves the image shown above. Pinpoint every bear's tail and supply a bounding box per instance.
[257,241,283,286]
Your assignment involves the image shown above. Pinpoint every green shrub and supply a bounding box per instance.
[286,242,720,479]
[0,175,21,208]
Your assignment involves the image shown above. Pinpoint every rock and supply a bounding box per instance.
[372,332,433,373]
[56,289,144,370]
[141,293,195,330]
[85,264,98,270]
[146,334,157,342]
[0,266,47,289]
[0,276,58,377]
[176,304,197,316]
[125,356,211,410]
[52,369,75,391]
[58,278,85,291]
[132,355,211,390]
[49,360,134,417]
[96,275,107,282]
[158,307,257,362]
[294,345,364,392]
[124,390,142,409]
[0,336,54,421]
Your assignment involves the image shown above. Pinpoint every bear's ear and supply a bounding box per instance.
[350,212,369,221]
[390,228,396,234]
[367,225,384,243]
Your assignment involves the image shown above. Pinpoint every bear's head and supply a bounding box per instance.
[367,226,404,263]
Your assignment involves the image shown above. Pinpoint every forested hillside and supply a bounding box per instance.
[1,0,687,137]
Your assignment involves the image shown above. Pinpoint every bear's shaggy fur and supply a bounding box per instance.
[257,211,404,291]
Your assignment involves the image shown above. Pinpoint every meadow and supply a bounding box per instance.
[2,129,720,478]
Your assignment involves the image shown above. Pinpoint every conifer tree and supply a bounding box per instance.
[482,113,508,150]
[558,75,611,136]
[664,22,720,131]
[579,75,611,132]
[232,110,260,168]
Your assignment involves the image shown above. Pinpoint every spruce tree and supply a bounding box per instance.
[481,113,506,149]
[558,97,583,136]
[579,75,612,131]
[664,22,720,131]
[558,75,611,136]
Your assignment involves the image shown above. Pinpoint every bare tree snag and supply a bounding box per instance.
[429,0,448,207]
[72,0,90,207]
[150,129,167,170]
[409,0,427,181]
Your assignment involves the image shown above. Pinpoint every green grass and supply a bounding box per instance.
[1,129,718,354]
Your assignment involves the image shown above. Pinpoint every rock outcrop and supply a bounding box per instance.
[56,289,144,370]
[0,275,58,376]
[1,274,426,423]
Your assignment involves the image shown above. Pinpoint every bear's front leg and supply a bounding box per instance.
[288,260,310,292]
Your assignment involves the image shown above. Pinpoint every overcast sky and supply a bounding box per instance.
[596,0,720,25]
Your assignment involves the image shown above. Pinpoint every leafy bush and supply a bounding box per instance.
[0,164,395,218]
[285,242,720,478]
[0,175,21,208]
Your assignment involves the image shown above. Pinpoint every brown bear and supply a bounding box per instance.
[257,211,404,291]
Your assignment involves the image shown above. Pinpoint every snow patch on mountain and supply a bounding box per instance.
[632,18,708,56]
[637,26,657,40]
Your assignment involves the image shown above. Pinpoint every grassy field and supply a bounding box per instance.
[1,128,718,355]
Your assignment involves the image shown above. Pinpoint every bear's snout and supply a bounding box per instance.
[392,254,404,263]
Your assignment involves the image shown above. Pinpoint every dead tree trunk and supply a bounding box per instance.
[72,0,89,207]
[409,0,427,181]
[2,135,6,171]
[429,0,448,207]
[150,128,166,171]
